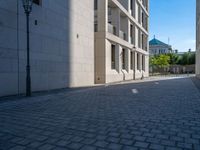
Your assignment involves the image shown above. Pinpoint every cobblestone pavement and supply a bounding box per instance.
[0,77,200,150]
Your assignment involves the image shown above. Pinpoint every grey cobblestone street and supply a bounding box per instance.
[0,77,200,150]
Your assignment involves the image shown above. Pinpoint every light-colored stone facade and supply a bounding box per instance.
[94,0,149,84]
[0,0,94,96]
[196,0,200,77]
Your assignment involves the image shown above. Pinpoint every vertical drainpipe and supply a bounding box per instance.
[17,0,20,95]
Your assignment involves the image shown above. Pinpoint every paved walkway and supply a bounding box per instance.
[0,77,200,150]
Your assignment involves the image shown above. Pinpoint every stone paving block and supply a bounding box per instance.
[80,145,97,150]
[134,141,149,148]
[123,146,138,150]
[149,144,165,150]
[120,138,134,146]
[67,142,83,149]
[94,141,108,148]
[170,136,183,142]
[134,136,146,142]
[106,136,120,143]
[9,145,26,150]
[185,138,200,144]
[177,142,193,149]
[108,143,123,150]
[38,144,55,150]
[56,140,71,147]
[143,133,155,138]
[161,140,176,147]
[165,146,182,150]
[81,138,96,145]
[28,141,43,148]
[156,134,169,140]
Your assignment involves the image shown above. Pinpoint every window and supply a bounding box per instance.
[33,0,41,5]
[130,52,133,70]
[130,0,133,10]
[94,0,98,10]
[94,24,98,32]
[142,55,145,71]
[137,53,140,70]
[138,30,141,48]
[122,49,126,70]
[130,24,134,44]
[111,45,116,69]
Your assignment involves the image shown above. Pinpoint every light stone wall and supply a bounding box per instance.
[0,0,94,97]
[196,0,200,77]
[95,0,149,84]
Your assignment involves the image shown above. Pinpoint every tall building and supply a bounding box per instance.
[196,0,200,77]
[0,0,149,97]
[149,37,172,56]
[0,0,94,96]
[94,0,149,83]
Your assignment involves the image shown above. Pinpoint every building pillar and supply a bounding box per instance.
[97,0,108,32]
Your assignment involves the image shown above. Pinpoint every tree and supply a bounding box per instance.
[155,54,170,68]
[177,52,196,65]
[166,53,179,65]
[149,54,170,74]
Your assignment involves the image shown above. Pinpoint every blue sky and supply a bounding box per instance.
[149,0,196,52]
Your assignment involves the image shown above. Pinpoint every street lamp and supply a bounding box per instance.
[22,0,33,96]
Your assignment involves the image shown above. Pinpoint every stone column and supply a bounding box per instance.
[97,0,108,32]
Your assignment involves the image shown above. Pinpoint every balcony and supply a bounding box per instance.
[119,30,126,40]
[130,37,134,45]
[108,23,116,35]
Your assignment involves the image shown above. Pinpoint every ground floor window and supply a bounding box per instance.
[142,55,145,71]
[137,53,140,70]
[122,49,126,70]
[130,51,133,70]
[111,44,116,69]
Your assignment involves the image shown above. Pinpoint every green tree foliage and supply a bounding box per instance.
[177,52,196,65]
[166,53,179,65]
[149,54,170,69]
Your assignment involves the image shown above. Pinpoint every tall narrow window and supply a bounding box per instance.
[130,0,133,10]
[94,0,98,10]
[130,24,134,44]
[137,53,140,70]
[122,49,126,70]
[142,33,144,49]
[138,30,141,48]
[130,51,133,70]
[111,45,116,69]
[142,55,145,71]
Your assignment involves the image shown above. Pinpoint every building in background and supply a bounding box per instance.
[94,0,149,83]
[0,0,94,96]
[149,37,172,56]
[196,0,200,77]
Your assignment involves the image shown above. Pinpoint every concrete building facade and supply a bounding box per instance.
[149,37,172,56]
[0,0,149,97]
[94,0,149,84]
[196,0,200,77]
[0,0,94,97]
